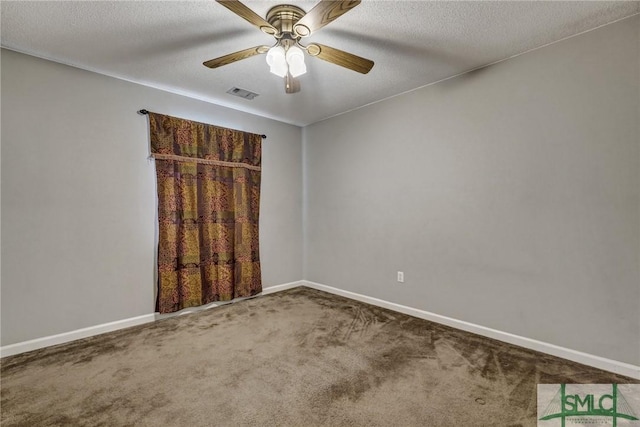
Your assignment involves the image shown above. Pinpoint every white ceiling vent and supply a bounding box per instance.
[226,87,259,100]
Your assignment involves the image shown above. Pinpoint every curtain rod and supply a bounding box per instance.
[138,109,267,139]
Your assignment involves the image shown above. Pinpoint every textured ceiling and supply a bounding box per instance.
[2,1,638,126]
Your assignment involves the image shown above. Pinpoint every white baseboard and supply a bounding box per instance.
[261,280,305,295]
[301,280,640,380]
[0,314,156,358]
[0,281,305,359]
[3,279,638,380]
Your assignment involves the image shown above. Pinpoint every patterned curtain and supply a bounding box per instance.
[148,113,262,314]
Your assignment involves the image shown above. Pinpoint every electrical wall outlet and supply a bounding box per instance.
[397,271,404,283]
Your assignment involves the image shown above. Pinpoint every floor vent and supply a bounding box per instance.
[226,87,259,100]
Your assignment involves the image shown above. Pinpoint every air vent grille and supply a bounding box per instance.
[226,87,259,100]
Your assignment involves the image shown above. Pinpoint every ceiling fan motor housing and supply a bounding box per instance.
[266,5,306,36]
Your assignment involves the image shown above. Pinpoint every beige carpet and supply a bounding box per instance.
[1,287,636,426]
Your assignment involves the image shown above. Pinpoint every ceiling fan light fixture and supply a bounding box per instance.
[266,46,288,77]
[208,0,374,93]
[286,45,306,77]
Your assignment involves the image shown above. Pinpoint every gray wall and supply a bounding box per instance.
[1,49,303,346]
[304,16,639,365]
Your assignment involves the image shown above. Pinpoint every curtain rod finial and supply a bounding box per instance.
[138,109,149,115]
[261,134,267,139]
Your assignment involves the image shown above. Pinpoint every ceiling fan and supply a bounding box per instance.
[203,0,374,94]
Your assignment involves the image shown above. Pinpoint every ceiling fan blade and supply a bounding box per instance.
[284,73,301,94]
[293,0,361,37]
[306,43,374,74]
[216,0,278,35]
[203,45,270,69]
